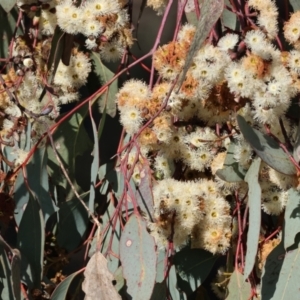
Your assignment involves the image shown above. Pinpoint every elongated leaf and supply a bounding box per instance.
[237,115,296,175]
[114,266,125,292]
[17,193,45,288]
[82,252,121,300]
[156,250,166,283]
[227,269,251,300]
[47,27,65,77]
[47,103,93,200]
[135,164,154,219]
[150,281,167,300]
[0,6,23,62]
[0,244,15,300]
[177,0,224,89]
[221,0,238,31]
[120,214,156,300]
[14,148,57,225]
[244,157,261,280]
[51,269,83,300]
[216,141,247,182]
[56,197,89,251]
[284,188,300,249]
[11,249,21,300]
[91,52,117,117]
[184,0,203,26]
[167,265,187,300]
[91,196,120,274]
[98,106,107,139]
[136,0,147,34]
[98,162,113,195]
[88,106,99,213]
[0,0,16,12]
[290,0,300,12]
[261,241,300,299]
[100,167,124,199]
[174,248,218,295]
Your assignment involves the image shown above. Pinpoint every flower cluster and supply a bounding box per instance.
[0,36,91,151]
[55,0,133,61]
[117,0,300,254]
[149,178,232,254]
[0,0,130,167]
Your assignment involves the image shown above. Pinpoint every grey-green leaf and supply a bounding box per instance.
[0,0,17,12]
[284,188,300,249]
[14,148,57,225]
[47,103,92,200]
[244,157,261,280]
[261,241,300,299]
[174,248,218,295]
[17,193,45,288]
[90,52,118,118]
[11,249,21,300]
[88,106,100,213]
[167,265,187,300]
[227,269,251,300]
[0,244,15,300]
[51,270,83,300]
[177,0,224,89]
[56,198,89,252]
[221,0,238,31]
[290,0,300,12]
[119,214,156,300]
[98,197,120,274]
[216,141,247,182]
[237,115,296,175]
[0,7,23,61]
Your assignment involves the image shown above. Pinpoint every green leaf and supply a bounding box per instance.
[216,141,247,182]
[177,0,224,89]
[167,265,187,300]
[261,241,300,299]
[47,27,65,79]
[56,197,89,252]
[156,250,166,283]
[173,248,218,295]
[226,269,251,300]
[221,0,238,31]
[135,164,154,219]
[0,0,16,12]
[14,148,57,225]
[98,197,121,274]
[150,281,167,300]
[50,269,83,300]
[98,106,107,139]
[0,244,15,300]
[0,6,23,62]
[17,193,45,288]
[136,0,147,34]
[290,0,300,12]
[88,107,99,213]
[114,266,125,292]
[244,157,261,280]
[99,166,125,199]
[11,249,21,300]
[184,0,201,27]
[284,188,300,249]
[90,52,117,118]
[237,115,296,175]
[120,214,156,300]
[47,103,93,200]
